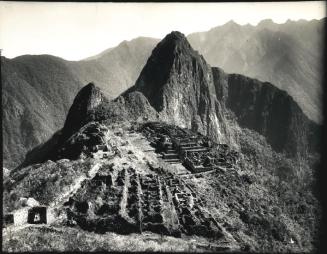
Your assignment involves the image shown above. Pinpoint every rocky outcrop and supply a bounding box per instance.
[18,31,320,169]
[18,84,109,168]
[126,31,235,146]
[215,71,320,157]
[187,18,325,123]
[57,122,109,160]
[2,37,158,169]
[113,91,159,122]
[61,83,107,141]
[124,31,320,158]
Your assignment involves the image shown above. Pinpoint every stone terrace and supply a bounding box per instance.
[63,167,224,239]
[140,122,238,173]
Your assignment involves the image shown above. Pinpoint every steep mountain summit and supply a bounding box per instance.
[123,30,320,159]
[62,83,107,141]
[18,31,319,171]
[17,83,109,169]
[132,30,210,106]
[2,37,158,169]
[3,27,322,253]
[128,31,232,145]
[3,19,323,169]
[132,31,206,111]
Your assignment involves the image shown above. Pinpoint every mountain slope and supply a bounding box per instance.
[1,55,83,169]
[187,18,325,123]
[2,37,158,169]
[126,31,234,147]
[124,31,319,159]
[16,83,110,169]
[17,31,320,173]
[215,69,320,157]
[67,37,160,99]
[3,18,323,169]
[5,84,320,253]
[5,30,321,252]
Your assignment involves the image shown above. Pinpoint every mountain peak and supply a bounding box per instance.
[259,18,274,23]
[257,19,275,27]
[82,82,96,91]
[156,31,193,54]
[164,31,187,41]
[130,31,207,111]
[61,82,106,141]
[224,20,238,26]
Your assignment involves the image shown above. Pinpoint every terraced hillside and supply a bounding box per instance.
[3,122,239,252]
[3,27,321,251]
[3,120,320,252]
[65,168,224,239]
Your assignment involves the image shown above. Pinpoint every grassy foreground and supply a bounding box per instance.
[2,224,232,252]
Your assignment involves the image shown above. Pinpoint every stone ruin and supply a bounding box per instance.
[63,166,224,239]
[3,206,48,227]
[27,206,47,224]
[57,122,110,160]
[141,122,238,173]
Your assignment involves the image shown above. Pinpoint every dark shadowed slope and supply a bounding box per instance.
[125,31,234,146]
[2,55,83,169]
[187,18,325,123]
[61,82,108,141]
[125,31,320,159]
[17,83,109,169]
[3,18,323,169]
[2,37,158,168]
[11,32,321,252]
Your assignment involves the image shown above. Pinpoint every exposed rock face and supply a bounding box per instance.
[125,31,320,158]
[128,31,234,146]
[18,84,109,168]
[57,122,109,160]
[3,168,10,179]
[218,71,320,157]
[2,37,158,169]
[18,31,320,169]
[187,18,324,123]
[61,83,107,141]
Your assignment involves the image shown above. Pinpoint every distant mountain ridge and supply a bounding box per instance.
[2,37,159,168]
[3,25,322,254]
[19,31,320,172]
[188,18,325,123]
[123,31,319,158]
[2,55,83,169]
[2,18,324,168]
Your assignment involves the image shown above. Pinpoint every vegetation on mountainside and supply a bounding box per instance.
[1,56,82,169]
[3,122,321,253]
[186,127,321,252]
[3,159,93,213]
[188,19,324,123]
[3,225,213,252]
[2,38,158,169]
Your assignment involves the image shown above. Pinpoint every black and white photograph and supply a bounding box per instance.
[1,1,326,252]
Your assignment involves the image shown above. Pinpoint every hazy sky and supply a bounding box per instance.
[0,1,325,61]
